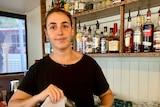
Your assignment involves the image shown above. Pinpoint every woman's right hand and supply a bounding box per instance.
[36,84,64,104]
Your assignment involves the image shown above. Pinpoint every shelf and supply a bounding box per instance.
[87,52,160,57]
[0,72,24,79]
[73,0,138,17]
[72,0,139,22]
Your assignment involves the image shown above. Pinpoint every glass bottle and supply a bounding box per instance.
[60,0,65,9]
[76,20,83,53]
[124,9,134,53]
[86,26,93,54]
[134,8,143,52]
[100,32,107,53]
[92,21,101,53]
[103,26,109,53]
[108,23,119,53]
[142,6,154,52]
[153,8,160,52]
[78,0,86,12]
[82,24,88,54]
[74,0,79,14]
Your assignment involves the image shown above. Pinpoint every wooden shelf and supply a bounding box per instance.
[72,0,139,23]
[0,72,24,79]
[73,0,138,17]
[87,52,160,57]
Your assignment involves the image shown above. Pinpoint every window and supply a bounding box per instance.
[0,11,28,73]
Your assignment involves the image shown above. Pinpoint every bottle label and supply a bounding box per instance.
[101,38,106,53]
[125,33,131,47]
[86,42,93,53]
[153,31,160,50]
[143,41,151,46]
[76,40,82,52]
[134,31,141,44]
[143,27,152,37]
[76,33,82,52]
[109,40,119,51]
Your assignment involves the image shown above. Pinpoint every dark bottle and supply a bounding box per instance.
[142,6,154,52]
[124,9,134,53]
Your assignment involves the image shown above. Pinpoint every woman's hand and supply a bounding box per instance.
[36,84,64,103]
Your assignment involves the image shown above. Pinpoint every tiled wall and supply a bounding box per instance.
[94,56,160,103]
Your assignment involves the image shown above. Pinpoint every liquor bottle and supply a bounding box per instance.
[78,0,86,12]
[74,0,79,14]
[86,26,93,54]
[101,31,107,53]
[82,24,88,54]
[92,21,101,53]
[142,6,154,52]
[103,26,109,53]
[64,0,69,12]
[108,23,119,53]
[153,8,160,52]
[134,8,143,52]
[60,0,65,10]
[124,9,134,53]
[76,20,83,53]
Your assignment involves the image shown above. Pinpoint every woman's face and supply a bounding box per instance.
[45,12,74,51]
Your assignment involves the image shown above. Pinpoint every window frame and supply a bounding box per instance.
[0,11,28,74]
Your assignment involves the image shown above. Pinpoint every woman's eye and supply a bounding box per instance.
[63,25,69,28]
[50,25,56,30]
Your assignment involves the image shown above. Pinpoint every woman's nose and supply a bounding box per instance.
[57,27,63,36]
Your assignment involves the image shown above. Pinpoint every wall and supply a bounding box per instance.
[26,2,160,104]
[26,6,43,67]
[94,56,160,103]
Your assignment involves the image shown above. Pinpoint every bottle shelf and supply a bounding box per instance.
[87,52,160,57]
[73,0,138,18]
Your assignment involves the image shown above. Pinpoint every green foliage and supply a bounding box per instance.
[0,16,18,28]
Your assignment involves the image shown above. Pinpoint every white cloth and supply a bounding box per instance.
[41,96,65,107]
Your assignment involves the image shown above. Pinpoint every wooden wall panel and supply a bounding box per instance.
[94,57,160,103]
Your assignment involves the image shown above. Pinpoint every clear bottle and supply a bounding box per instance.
[82,24,88,54]
[108,23,119,53]
[134,8,143,53]
[124,9,134,53]
[142,6,154,52]
[74,0,79,14]
[103,26,109,52]
[101,36,107,53]
[78,0,86,12]
[86,26,93,54]
[153,8,160,52]
[76,20,83,53]
[92,21,101,53]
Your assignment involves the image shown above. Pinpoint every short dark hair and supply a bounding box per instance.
[45,8,73,29]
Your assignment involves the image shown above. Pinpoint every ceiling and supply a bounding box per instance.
[0,0,40,15]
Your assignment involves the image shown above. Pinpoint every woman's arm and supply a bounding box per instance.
[8,89,39,107]
[8,84,64,107]
[100,88,114,107]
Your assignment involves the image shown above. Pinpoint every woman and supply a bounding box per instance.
[8,8,114,107]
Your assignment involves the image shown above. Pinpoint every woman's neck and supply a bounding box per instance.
[49,50,82,65]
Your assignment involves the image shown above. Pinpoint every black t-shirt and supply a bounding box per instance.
[18,54,109,107]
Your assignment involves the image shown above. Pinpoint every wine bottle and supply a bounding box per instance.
[124,9,134,53]
[142,6,154,52]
